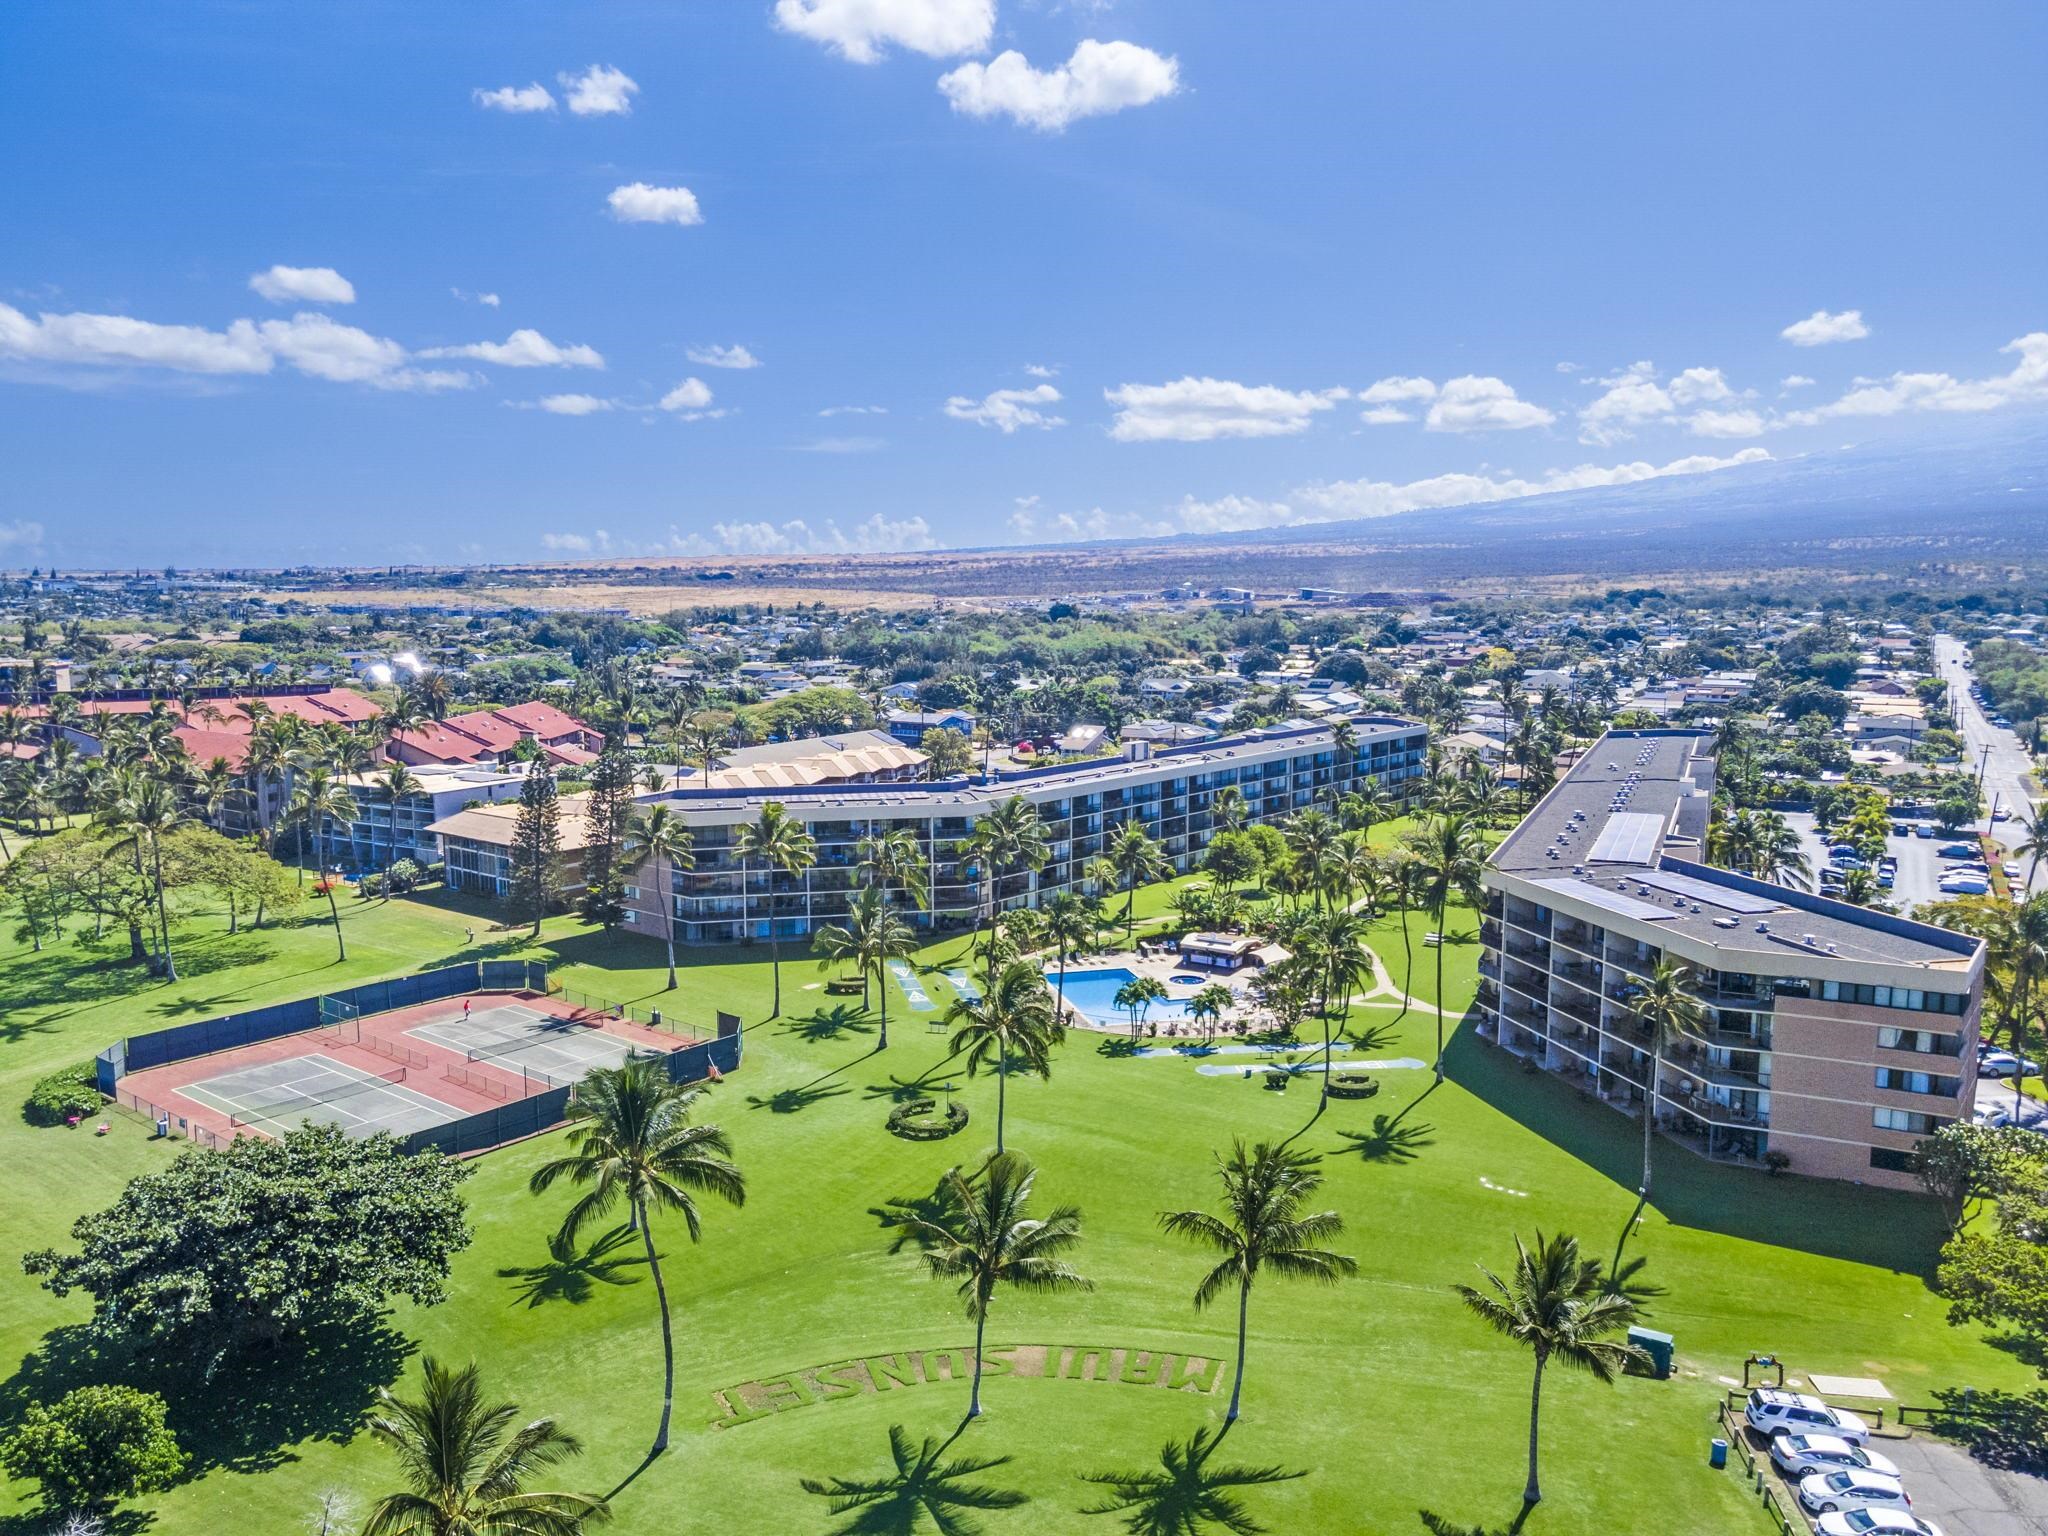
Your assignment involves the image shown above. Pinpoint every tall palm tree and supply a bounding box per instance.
[969,797,1049,959]
[1210,784,1249,835]
[375,761,422,900]
[1337,775,1389,838]
[945,957,1062,1154]
[1079,1426,1304,1535]
[528,1063,745,1454]
[1311,909,1376,1101]
[94,772,187,978]
[682,719,725,790]
[733,801,817,1017]
[812,885,918,1048]
[1283,808,1340,910]
[1409,813,1485,1082]
[1383,850,1418,1029]
[801,1424,1027,1534]
[1625,959,1707,1200]
[1453,1231,1646,1509]
[362,1356,610,1536]
[857,825,930,911]
[1750,810,1813,891]
[1996,894,2048,1116]
[2010,800,2047,893]
[291,770,359,960]
[1158,1141,1355,1422]
[1108,818,1170,943]
[1040,888,1094,1022]
[896,1151,1091,1419]
[627,805,694,989]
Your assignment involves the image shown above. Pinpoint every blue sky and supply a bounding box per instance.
[3,0,2045,568]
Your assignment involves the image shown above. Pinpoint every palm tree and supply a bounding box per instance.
[362,1357,610,1536]
[813,886,919,1048]
[1751,810,1813,890]
[1453,1231,1646,1510]
[291,770,359,960]
[1283,808,1340,910]
[1040,888,1095,1022]
[1113,974,1169,1036]
[1158,1141,1355,1422]
[896,1151,1091,1419]
[682,719,724,789]
[734,801,818,1017]
[1189,982,1234,1042]
[627,805,694,989]
[1079,1426,1304,1535]
[801,1423,1027,1535]
[2009,800,2046,892]
[1337,775,1390,838]
[1624,959,1706,1199]
[1210,784,1249,835]
[969,797,1049,959]
[1108,818,1171,943]
[857,825,930,911]
[528,1062,745,1454]
[946,957,1062,1154]
[94,773,187,978]
[1311,909,1376,1101]
[1996,894,2048,1116]
[375,761,422,899]
[1409,814,1485,1082]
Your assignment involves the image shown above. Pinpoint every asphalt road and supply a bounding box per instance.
[1935,633,2042,894]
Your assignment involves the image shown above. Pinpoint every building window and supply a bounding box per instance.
[1874,1067,1960,1097]
[1822,980,1967,1015]
[1877,1026,1963,1057]
[1873,1107,1948,1135]
[1869,1146,1917,1174]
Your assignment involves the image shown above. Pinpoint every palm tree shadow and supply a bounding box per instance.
[496,1225,646,1308]
[744,1081,851,1114]
[784,1004,875,1043]
[1077,1422,1306,1534]
[1340,1019,1402,1053]
[1333,1113,1439,1164]
[1419,1508,1527,1536]
[870,1171,976,1254]
[799,1422,1027,1535]
[863,1067,963,1104]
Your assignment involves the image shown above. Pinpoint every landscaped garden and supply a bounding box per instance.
[0,860,2034,1534]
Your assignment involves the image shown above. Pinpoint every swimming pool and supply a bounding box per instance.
[1051,967,1194,1027]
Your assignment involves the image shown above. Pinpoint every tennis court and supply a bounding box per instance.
[180,1053,456,1140]
[405,1001,651,1084]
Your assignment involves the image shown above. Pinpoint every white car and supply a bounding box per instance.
[1799,1469,1912,1516]
[1770,1433,1900,1479]
[1745,1388,1871,1444]
[1980,1048,2042,1078]
[1815,1512,1945,1536]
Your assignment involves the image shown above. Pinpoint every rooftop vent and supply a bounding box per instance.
[1714,916,1740,929]
[1756,921,1770,933]
[1826,942,1839,954]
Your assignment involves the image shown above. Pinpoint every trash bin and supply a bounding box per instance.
[650,1008,662,1027]
[1627,1325,1675,1379]
[1709,1438,1728,1469]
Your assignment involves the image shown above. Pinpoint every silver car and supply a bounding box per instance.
[1799,1468,1912,1516]
[1770,1433,1900,1479]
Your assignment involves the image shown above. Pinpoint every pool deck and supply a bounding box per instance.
[1048,950,1264,1035]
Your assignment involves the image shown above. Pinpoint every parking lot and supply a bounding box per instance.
[1750,1422,2048,1535]
[1782,810,1965,912]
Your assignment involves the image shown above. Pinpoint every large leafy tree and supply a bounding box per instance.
[0,1384,185,1517]
[800,1423,1027,1535]
[362,1357,610,1536]
[24,1125,472,1371]
[1453,1231,1646,1509]
[528,1062,744,1455]
[896,1151,1091,1419]
[945,957,1063,1154]
[1159,1141,1355,1422]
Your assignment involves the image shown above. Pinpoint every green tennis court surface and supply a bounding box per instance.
[180,1053,455,1140]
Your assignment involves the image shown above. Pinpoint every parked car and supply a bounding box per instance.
[1770,1434,1901,1479]
[1814,1513,1945,1536]
[1939,842,1979,858]
[1979,1048,2042,1078]
[1745,1389,1871,1444]
[1940,877,1991,895]
[2003,863,2022,880]
[1799,1469,1912,1516]
[1913,825,1936,838]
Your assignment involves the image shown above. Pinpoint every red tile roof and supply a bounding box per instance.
[494,700,593,742]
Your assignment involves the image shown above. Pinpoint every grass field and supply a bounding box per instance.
[0,865,2033,1534]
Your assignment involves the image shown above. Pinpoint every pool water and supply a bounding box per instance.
[1051,967,1194,1027]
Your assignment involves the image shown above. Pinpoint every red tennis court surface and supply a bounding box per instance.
[116,990,698,1150]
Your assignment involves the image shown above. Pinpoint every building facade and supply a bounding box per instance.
[324,765,529,873]
[1478,729,1984,1191]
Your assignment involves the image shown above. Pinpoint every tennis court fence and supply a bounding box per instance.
[114,1086,268,1149]
[553,987,698,1035]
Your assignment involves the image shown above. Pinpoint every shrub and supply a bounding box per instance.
[24,1062,100,1128]
[0,1384,185,1513]
[1325,1072,1380,1100]
[887,1098,969,1141]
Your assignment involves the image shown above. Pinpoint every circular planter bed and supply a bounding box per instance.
[1325,1073,1380,1100]
[887,1097,969,1141]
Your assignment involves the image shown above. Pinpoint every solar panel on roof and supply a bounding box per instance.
[1531,878,1678,923]
[1586,811,1665,865]
[1631,867,1783,915]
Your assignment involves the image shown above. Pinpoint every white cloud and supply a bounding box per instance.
[248,265,355,305]
[1783,332,2048,424]
[939,39,1179,132]
[1294,447,1771,522]
[535,393,613,416]
[820,404,887,417]
[944,382,1064,432]
[686,343,761,370]
[680,513,936,554]
[608,183,703,226]
[559,64,638,116]
[1686,407,1767,438]
[1782,309,1870,347]
[1105,376,1347,443]
[450,288,502,308]
[423,328,604,369]
[1426,375,1555,433]
[1172,494,1297,534]
[0,301,469,391]
[773,0,993,62]
[1007,503,1175,543]
[790,435,885,453]
[0,520,45,551]
[1781,374,1815,390]
[1578,363,1744,443]
[1668,366,1734,405]
[474,82,556,113]
[1024,363,1057,378]
[542,529,609,552]
[660,377,714,411]
[1358,375,1437,405]
[1359,406,1415,425]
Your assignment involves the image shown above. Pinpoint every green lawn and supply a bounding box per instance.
[0,867,2033,1535]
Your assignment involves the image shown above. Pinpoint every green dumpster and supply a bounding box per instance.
[1627,1326,1674,1379]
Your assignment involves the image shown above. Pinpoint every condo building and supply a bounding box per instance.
[1479,730,1984,1191]
[429,717,1427,944]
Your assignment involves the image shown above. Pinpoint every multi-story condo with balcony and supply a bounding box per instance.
[429,716,1427,944]
[1478,729,1984,1191]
